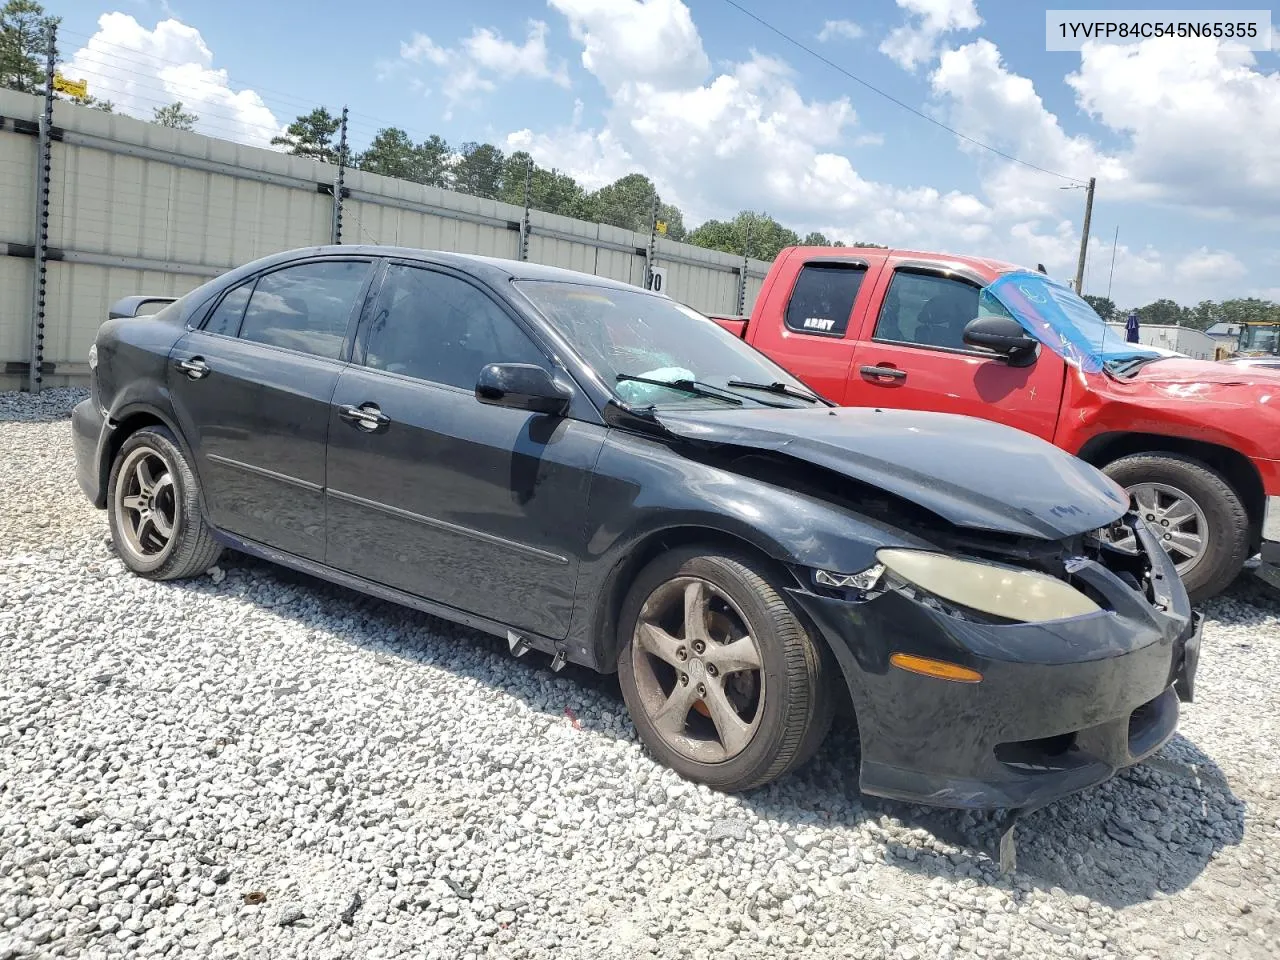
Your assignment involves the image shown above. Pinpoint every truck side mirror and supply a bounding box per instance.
[963,316,1038,367]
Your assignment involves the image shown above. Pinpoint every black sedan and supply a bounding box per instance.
[72,245,1201,809]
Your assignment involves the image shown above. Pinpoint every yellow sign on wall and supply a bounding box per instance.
[53,73,88,99]
[656,220,668,235]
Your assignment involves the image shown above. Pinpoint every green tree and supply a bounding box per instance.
[581,173,660,233]
[687,211,801,262]
[1220,298,1280,326]
[0,0,56,94]
[1083,295,1117,322]
[356,127,420,180]
[153,100,197,130]
[802,231,831,246]
[1185,300,1223,331]
[452,141,506,199]
[497,151,586,218]
[65,91,113,111]
[271,107,340,162]
[1135,298,1190,326]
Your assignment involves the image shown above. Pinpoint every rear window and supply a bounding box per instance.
[784,263,866,337]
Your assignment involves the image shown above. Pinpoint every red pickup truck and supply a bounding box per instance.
[711,246,1280,601]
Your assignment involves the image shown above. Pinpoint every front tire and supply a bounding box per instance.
[1102,453,1249,603]
[107,426,222,580]
[616,548,834,792]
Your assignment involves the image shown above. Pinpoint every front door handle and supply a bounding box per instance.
[175,357,210,380]
[338,403,390,432]
[859,364,907,383]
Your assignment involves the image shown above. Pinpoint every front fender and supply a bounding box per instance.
[565,430,929,669]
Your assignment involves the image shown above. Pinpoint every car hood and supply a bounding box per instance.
[1131,357,1280,386]
[657,405,1129,540]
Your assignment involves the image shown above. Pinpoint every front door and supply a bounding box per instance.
[843,264,1066,441]
[324,261,604,639]
[167,257,375,560]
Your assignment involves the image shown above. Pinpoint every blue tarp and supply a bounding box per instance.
[983,271,1162,374]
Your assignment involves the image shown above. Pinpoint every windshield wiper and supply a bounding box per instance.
[615,374,743,406]
[726,379,828,405]
[1106,355,1166,378]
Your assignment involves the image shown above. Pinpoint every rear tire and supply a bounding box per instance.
[616,548,834,792]
[107,426,222,581]
[1102,453,1248,603]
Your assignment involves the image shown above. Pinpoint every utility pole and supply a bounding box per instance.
[1072,176,1096,295]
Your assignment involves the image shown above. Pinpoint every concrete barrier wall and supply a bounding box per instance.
[0,89,772,388]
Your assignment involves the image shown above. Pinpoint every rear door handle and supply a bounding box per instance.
[860,365,907,382]
[175,357,210,380]
[338,403,390,432]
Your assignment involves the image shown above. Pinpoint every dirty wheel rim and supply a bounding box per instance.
[1107,482,1208,576]
[631,576,764,764]
[114,446,179,561]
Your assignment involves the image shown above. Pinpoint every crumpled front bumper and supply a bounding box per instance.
[789,518,1201,811]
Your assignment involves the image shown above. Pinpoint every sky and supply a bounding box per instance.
[47,0,1280,309]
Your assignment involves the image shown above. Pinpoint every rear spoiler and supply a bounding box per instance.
[108,295,179,319]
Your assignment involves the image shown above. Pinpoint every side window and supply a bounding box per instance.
[784,264,866,337]
[874,272,980,352]
[362,264,546,389]
[238,261,370,359]
[203,283,252,337]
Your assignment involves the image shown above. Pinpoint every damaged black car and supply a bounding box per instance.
[71,246,1202,808]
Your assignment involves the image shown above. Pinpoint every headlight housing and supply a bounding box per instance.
[875,549,1100,624]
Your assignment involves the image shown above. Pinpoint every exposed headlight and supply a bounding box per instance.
[876,548,1100,624]
[87,343,97,370]
[814,565,885,592]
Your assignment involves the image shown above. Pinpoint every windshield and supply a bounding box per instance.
[1240,324,1280,355]
[983,271,1164,375]
[515,280,818,408]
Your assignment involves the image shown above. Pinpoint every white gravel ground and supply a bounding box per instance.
[1,387,1278,960]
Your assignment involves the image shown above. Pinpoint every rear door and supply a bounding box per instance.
[167,257,376,560]
[841,263,1066,441]
[324,261,605,639]
[741,255,881,404]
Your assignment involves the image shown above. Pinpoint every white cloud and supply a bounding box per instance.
[818,20,863,43]
[880,0,980,70]
[1066,40,1280,220]
[61,13,282,147]
[549,0,709,92]
[1176,249,1248,284]
[398,20,570,116]
[463,21,570,87]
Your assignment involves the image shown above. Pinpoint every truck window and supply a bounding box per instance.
[784,264,866,337]
[873,272,980,352]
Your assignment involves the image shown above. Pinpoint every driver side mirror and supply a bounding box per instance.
[963,316,1038,367]
[475,363,572,416]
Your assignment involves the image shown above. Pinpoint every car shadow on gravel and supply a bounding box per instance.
[174,549,1248,911]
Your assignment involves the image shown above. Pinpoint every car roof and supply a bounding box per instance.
[784,245,1031,281]
[270,244,644,293]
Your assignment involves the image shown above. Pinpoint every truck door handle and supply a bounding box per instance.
[338,403,390,432]
[860,365,907,382]
[175,357,210,380]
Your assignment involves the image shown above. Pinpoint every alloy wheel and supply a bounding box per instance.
[1108,481,1208,576]
[114,446,179,561]
[630,576,765,763]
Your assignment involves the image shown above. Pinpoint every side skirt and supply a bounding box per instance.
[213,530,583,669]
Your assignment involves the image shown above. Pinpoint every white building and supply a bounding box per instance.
[1105,323,1218,360]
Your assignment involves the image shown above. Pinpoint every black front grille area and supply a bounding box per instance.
[995,732,1080,773]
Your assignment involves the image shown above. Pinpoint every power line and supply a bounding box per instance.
[717,0,1087,184]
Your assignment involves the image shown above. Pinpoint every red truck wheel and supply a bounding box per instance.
[1102,453,1250,603]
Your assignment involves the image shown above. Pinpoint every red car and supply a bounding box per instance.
[712,246,1280,601]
